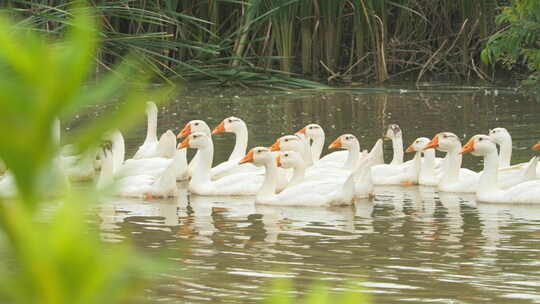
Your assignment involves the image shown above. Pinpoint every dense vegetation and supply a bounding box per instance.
[3,0,514,88]
[484,0,540,84]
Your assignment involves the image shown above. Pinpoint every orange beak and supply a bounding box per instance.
[460,138,475,154]
[178,138,190,149]
[423,135,439,150]
[239,150,254,164]
[276,155,282,167]
[212,121,225,134]
[297,127,306,135]
[533,141,540,151]
[328,138,342,149]
[405,144,415,153]
[177,123,191,138]
[270,140,281,152]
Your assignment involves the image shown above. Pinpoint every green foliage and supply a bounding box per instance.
[0,3,171,304]
[4,0,502,85]
[483,0,540,79]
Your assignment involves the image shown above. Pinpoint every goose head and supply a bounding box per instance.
[297,124,324,140]
[488,127,511,145]
[328,134,358,150]
[177,132,211,150]
[212,116,246,134]
[406,137,431,152]
[460,134,497,156]
[533,141,540,151]
[269,135,303,152]
[424,132,461,152]
[239,147,275,167]
[177,120,211,139]
[384,124,402,140]
[276,151,304,169]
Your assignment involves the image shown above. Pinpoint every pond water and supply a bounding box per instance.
[82,85,540,303]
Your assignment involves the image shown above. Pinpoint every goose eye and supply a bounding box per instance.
[479,138,483,141]
[285,139,288,142]
[194,122,199,126]
[285,153,289,157]
[228,119,232,123]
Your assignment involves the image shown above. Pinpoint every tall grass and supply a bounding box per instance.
[4,0,503,86]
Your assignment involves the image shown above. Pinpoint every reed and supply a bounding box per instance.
[5,0,508,87]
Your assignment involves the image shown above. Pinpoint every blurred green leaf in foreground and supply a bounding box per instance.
[0,1,172,303]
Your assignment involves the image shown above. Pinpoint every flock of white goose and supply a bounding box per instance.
[2,102,540,206]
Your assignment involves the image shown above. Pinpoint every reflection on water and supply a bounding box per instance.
[91,88,540,303]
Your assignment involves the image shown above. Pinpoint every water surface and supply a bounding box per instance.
[84,86,540,303]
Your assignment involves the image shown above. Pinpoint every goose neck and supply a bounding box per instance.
[498,137,512,168]
[344,141,360,169]
[229,125,248,161]
[421,149,436,177]
[112,132,125,176]
[302,141,314,167]
[478,150,499,193]
[413,151,422,176]
[311,136,324,162]
[190,144,213,186]
[257,160,279,201]
[288,164,306,187]
[146,107,158,142]
[390,134,404,165]
[441,148,461,184]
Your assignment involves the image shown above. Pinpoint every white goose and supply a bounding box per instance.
[61,149,98,182]
[210,116,262,179]
[177,120,211,178]
[118,130,179,179]
[489,127,538,176]
[370,124,418,184]
[178,132,287,196]
[97,148,178,199]
[488,127,514,168]
[405,137,443,186]
[424,132,536,193]
[131,102,188,180]
[461,135,540,204]
[270,134,360,182]
[54,119,98,182]
[240,147,358,207]
[384,124,405,165]
[133,102,159,159]
[423,132,480,193]
[371,139,423,186]
[297,123,384,166]
[276,151,306,188]
[297,124,325,163]
[277,150,374,199]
